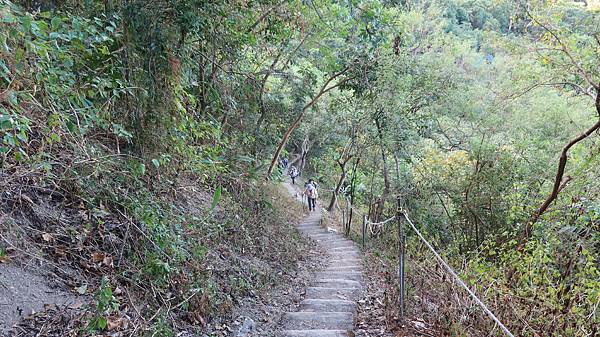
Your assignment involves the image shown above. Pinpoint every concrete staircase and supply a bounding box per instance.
[278,210,363,337]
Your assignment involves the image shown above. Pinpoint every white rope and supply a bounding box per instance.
[366,215,396,226]
[403,213,515,337]
[366,215,397,235]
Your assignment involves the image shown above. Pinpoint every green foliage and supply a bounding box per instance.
[86,277,119,332]
[148,315,174,337]
[0,1,129,161]
[294,1,600,335]
[3,0,600,335]
[210,185,222,212]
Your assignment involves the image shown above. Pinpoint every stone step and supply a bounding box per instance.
[304,231,329,235]
[328,253,360,259]
[305,287,359,300]
[327,244,357,249]
[307,233,343,238]
[297,224,322,229]
[312,240,348,244]
[298,218,321,223]
[279,329,351,337]
[300,228,331,238]
[329,246,359,252]
[316,240,354,245]
[310,237,347,243]
[328,256,360,262]
[325,264,362,271]
[315,241,355,247]
[313,279,361,289]
[297,229,323,234]
[323,266,363,273]
[315,271,362,282]
[328,258,362,265]
[299,299,356,312]
[328,250,362,258]
[282,312,354,330]
[308,230,342,235]
[298,218,320,222]
[299,228,328,234]
[329,255,361,260]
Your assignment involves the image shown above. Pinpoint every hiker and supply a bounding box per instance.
[304,179,318,211]
[289,166,299,184]
[279,158,288,169]
[304,179,318,190]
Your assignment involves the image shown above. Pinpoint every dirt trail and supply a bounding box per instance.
[0,264,77,334]
[278,180,364,337]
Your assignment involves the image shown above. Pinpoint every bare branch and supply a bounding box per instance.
[247,0,288,33]
[526,7,599,90]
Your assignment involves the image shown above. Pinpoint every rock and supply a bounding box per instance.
[236,317,255,337]
[413,320,427,329]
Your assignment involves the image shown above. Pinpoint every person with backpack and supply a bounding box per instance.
[304,179,318,211]
[289,166,299,184]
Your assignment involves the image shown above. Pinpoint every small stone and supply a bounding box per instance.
[236,317,255,337]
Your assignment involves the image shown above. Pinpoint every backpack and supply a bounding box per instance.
[305,184,318,199]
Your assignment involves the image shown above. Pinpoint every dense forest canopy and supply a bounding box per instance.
[1,0,599,336]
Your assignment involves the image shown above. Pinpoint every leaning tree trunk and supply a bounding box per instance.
[266,67,351,178]
[526,87,600,237]
[327,156,352,211]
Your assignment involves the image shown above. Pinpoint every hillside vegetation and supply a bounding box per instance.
[1,0,599,336]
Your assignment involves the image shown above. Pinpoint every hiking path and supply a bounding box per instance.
[278,179,364,337]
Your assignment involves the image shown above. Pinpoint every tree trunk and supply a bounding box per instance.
[327,157,352,211]
[347,155,361,231]
[267,111,305,177]
[367,161,376,219]
[526,87,600,236]
[374,116,390,222]
[327,171,345,211]
[253,49,285,159]
[266,67,351,178]
[253,35,308,161]
[299,136,310,174]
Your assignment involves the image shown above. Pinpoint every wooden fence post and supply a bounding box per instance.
[396,196,406,322]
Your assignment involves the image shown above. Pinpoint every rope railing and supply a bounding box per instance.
[366,215,396,235]
[365,215,396,226]
[328,192,515,337]
[401,212,515,337]
[283,170,516,336]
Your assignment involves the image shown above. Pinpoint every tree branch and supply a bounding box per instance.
[265,67,353,177]
[527,85,600,233]
[526,7,599,91]
[247,0,288,33]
